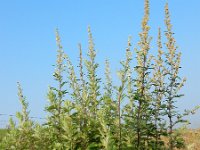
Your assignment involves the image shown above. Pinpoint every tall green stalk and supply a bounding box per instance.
[134,0,153,148]
[164,3,186,150]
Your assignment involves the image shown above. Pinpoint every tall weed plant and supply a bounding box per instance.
[1,0,199,150]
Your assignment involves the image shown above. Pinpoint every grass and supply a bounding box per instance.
[0,129,8,142]
[180,128,200,150]
[162,128,200,150]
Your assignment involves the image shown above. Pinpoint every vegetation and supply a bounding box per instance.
[0,129,7,143]
[0,0,199,149]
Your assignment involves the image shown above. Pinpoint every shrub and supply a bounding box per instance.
[1,0,198,150]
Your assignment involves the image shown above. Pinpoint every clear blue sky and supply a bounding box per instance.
[0,0,200,128]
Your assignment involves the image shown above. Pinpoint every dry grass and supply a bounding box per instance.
[180,128,200,150]
[162,128,200,150]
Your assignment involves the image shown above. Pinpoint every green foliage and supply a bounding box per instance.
[0,129,8,143]
[1,0,199,150]
[1,83,35,150]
